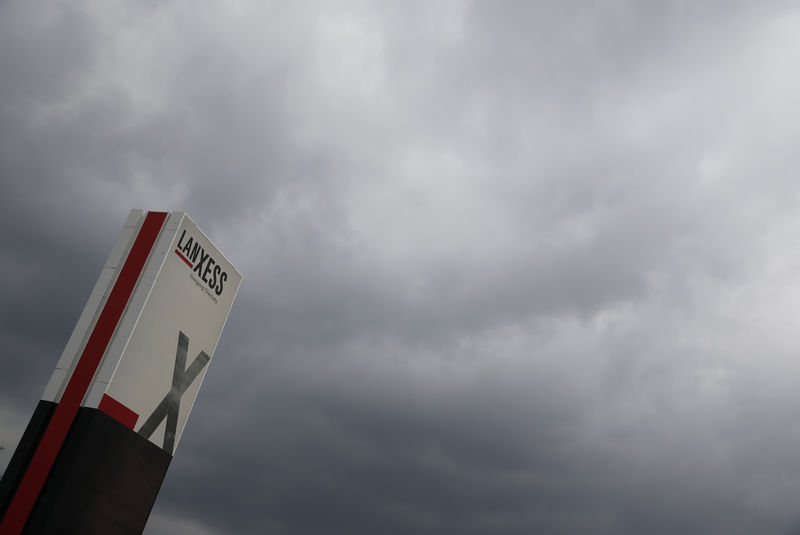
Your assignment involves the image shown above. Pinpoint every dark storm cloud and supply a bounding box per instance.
[4,1,800,534]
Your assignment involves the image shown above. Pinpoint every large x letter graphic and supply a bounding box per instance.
[137,331,209,454]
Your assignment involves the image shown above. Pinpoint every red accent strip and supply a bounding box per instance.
[98,394,139,430]
[175,248,193,268]
[0,211,167,535]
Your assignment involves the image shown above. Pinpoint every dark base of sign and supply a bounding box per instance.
[0,401,57,520]
[0,400,171,535]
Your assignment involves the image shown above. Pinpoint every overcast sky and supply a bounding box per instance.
[3,1,800,533]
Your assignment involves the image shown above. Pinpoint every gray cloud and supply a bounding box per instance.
[3,1,800,534]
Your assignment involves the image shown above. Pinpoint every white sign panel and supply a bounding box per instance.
[103,214,242,454]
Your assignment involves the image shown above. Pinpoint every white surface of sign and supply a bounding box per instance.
[40,210,242,455]
[104,214,242,453]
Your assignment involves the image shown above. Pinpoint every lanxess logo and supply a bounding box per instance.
[174,229,228,296]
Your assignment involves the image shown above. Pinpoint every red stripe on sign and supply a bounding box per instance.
[0,211,168,535]
[98,394,139,430]
[174,248,193,267]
